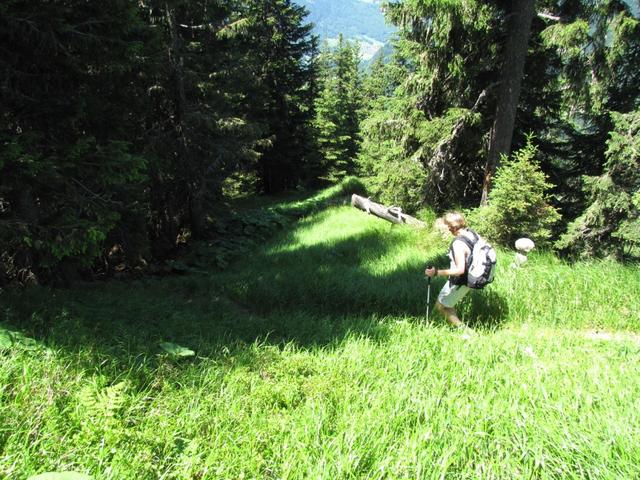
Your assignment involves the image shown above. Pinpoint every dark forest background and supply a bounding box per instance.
[1,0,638,286]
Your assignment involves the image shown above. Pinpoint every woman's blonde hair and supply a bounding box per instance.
[443,211,467,232]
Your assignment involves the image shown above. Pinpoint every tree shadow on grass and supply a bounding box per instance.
[1,220,509,370]
[213,226,510,339]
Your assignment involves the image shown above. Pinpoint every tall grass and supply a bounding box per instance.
[1,193,639,479]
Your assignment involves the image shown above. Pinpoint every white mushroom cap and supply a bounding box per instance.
[515,238,535,252]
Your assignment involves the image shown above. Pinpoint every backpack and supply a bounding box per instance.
[456,230,497,289]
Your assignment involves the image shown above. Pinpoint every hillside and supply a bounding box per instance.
[296,0,395,59]
[2,182,639,479]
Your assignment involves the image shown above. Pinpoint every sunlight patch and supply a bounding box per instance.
[267,207,379,254]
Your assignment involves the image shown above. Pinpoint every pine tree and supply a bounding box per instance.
[468,139,561,247]
[242,0,319,193]
[141,0,264,253]
[359,0,639,217]
[314,35,362,180]
[0,0,149,282]
[369,0,503,207]
[0,0,324,283]
[480,0,536,205]
[356,49,428,212]
[557,110,640,259]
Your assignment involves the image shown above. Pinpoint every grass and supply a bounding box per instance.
[1,186,639,479]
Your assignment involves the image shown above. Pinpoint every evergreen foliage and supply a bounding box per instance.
[466,139,561,247]
[141,0,265,253]
[0,0,149,282]
[357,0,638,253]
[373,0,501,206]
[357,43,485,210]
[313,36,362,180]
[1,0,639,284]
[536,1,640,221]
[243,0,319,193]
[0,0,319,284]
[557,110,640,259]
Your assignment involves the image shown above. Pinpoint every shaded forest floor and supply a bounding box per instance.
[1,183,639,479]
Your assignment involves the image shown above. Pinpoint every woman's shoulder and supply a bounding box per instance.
[452,230,475,251]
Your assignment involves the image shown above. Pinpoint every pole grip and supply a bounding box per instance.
[426,265,433,284]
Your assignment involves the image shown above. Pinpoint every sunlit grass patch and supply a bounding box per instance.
[1,183,639,479]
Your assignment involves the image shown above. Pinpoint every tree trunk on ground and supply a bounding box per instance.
[480,0,536,206]
[351,194,426,227]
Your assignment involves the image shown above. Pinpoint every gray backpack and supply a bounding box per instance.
[457,230,497,289]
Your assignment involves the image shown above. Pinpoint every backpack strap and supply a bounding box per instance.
[448,230,478,280]
[452,230,478,254]
[451,229,480,272]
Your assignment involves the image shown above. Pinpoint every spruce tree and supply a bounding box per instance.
[481,0,536,205]
[314,35,362,180]
[141,0,264,252]
[557,110,640,259]
[369,0,503,207]
[0,0,149,282]
[356,49,428,212]
[358,0,639,217]
[469,139,561,247]
[243,0,318,193]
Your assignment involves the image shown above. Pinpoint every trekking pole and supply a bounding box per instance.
[425,265,432,322]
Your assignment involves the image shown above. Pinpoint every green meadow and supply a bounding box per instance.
[1,186,639,479]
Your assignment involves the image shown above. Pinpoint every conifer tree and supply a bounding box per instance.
[536,0,640,222]
[469,139,561,247]
[314,35,362,180]
[0,0,149,282]
[356,49,428,211]
[369,0,503,207]
[557,110,640,259]
[141,0,264,252]
[358,0,639,216]
[481,0,536,205]
[242,0,318,193]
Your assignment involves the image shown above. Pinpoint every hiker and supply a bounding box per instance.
[425,212,475,328]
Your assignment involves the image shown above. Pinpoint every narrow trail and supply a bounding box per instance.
[503,325,640,344]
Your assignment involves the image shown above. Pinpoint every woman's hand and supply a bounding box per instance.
[425,266,437,277]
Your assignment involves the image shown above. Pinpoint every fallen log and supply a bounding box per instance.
[351,194,426,227]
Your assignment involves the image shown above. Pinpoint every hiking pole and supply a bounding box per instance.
[425,265,433,322]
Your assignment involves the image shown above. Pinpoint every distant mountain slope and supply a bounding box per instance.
[296,0,395,60]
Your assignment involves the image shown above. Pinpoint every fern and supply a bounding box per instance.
[75,381,129,440]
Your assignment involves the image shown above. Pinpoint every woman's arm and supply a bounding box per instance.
[425,241,468,277]
[449,242,468,277]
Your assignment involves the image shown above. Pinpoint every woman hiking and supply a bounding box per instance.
[425,211,475,329]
